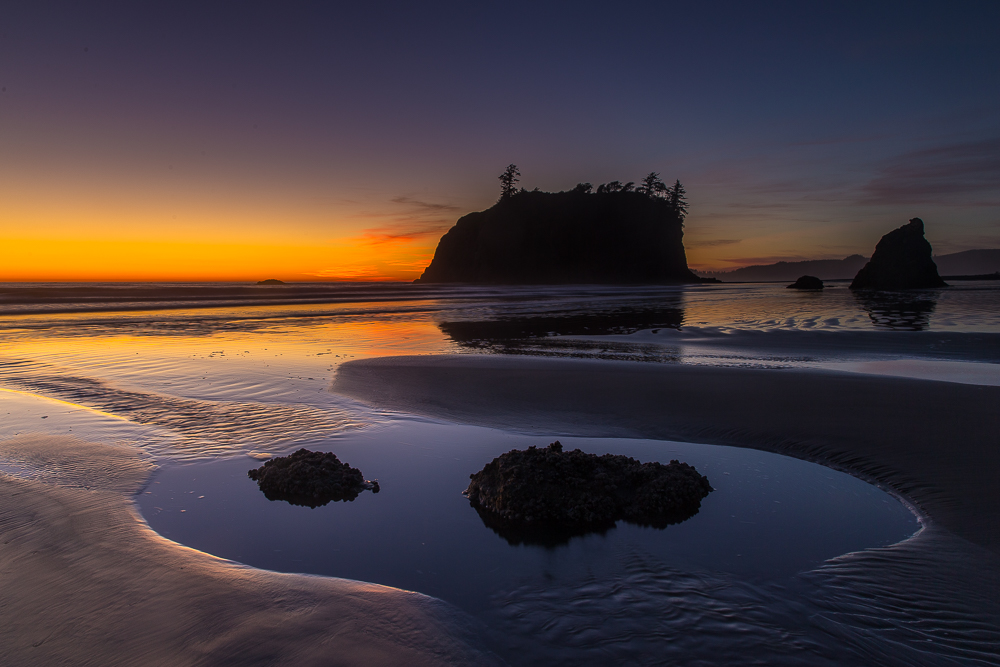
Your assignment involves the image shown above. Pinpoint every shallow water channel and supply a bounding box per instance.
[138,418,919,614]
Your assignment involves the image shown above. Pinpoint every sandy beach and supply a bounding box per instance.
[3,321,1000,664]
[0,434,500,666]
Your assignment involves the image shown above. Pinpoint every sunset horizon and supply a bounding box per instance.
[3,4,999,666]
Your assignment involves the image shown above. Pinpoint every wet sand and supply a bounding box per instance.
[334,354,1000,554]
[333,355,1000,663]
[0,435,499,666]
[3,352,998,665]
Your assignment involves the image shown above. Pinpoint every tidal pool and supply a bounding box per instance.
[138,418,919,614]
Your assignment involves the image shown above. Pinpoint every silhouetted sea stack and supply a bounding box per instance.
[248,449,379,508]
[417,189,701,284]
[787,275,824,290]
[256,279,285,285]
[850,218,947,290]
[464,442,712,541]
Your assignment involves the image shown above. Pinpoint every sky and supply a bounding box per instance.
[2,1,999,281]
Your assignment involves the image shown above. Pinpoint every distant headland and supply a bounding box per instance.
[417,166,707,284]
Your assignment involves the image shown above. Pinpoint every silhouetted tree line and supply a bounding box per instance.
[499,165,688,221]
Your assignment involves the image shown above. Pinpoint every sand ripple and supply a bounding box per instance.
[0,359,363,460]
[485,530,1000,666]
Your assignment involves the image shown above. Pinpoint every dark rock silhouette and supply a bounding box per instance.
[850,218,947,290]
[787,275,824,290]
[256,279,285,285]
[464,441,711,545]
[248,449,379,508]
[417,189,702,284]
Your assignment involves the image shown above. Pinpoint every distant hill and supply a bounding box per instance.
[697,249,1000,282]
[697,255,870,282]
[933,249,1000,276]
[417,188,702,284]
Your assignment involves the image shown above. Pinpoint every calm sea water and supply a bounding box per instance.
[2,281,998,665]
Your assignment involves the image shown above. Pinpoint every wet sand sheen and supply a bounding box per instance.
[1,353,998,664]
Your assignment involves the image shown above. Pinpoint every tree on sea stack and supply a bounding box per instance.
[498,164,520,200]
[639,172,668,198]
[666,180,689,222]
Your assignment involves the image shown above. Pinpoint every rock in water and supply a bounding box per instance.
[787,275,824,290]
[256,278,285,285]
[248,449,378,508]
[850,218,947,290]
[464,442,712,544]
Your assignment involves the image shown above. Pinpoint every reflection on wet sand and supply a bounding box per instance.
[440,306,683,342]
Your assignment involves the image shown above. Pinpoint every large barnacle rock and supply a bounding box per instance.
[465,442,712,545]
[248,449,378,508]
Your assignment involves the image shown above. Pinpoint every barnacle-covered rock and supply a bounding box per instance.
[465,442,712,544]
[248,449,378,508]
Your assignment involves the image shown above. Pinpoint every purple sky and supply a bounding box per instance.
[2,1,998,278]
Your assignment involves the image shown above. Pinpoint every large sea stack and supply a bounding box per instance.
[417,188,700,284]
[850,218,947,290]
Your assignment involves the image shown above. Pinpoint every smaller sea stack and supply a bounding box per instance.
[850,218,947,290]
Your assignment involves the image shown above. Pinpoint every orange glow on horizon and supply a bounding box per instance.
[0,174,451,282]
[0,235,438,283]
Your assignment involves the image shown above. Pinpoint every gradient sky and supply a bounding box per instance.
[2,1,999,280]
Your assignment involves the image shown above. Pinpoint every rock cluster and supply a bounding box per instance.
[850,218,947,290]
[787,275,824,290]
[464,442,712,538]
[248,449,378,508]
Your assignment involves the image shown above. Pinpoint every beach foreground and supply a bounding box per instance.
[335,354,1000,553]
[0,434,500,666]
[3,353,999,665]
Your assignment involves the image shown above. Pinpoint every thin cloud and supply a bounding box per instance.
[859,138,1000,205]
[687,238,742,247]
[718,255,814,266]
[391,196,461,212]
[788,133,888,147]
[357,222,450,246]
[307,267,399,280]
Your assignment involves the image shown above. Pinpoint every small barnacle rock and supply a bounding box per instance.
[248,449,378,508]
